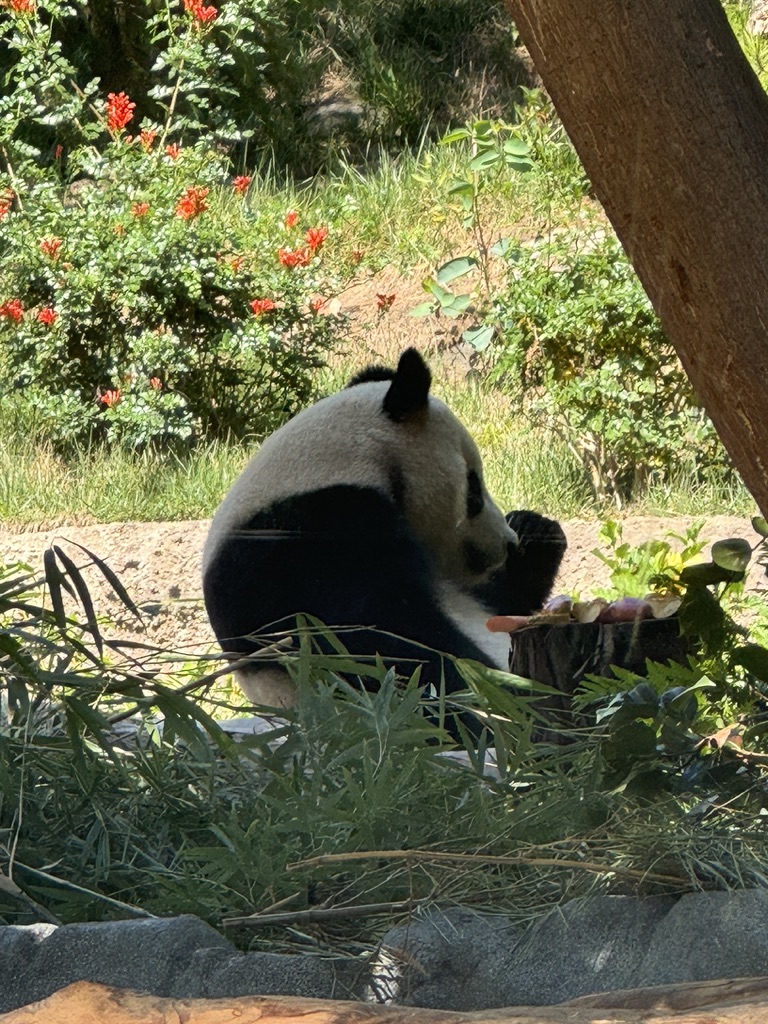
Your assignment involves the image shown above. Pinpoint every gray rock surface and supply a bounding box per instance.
[372,906,523,1009]
[0,915,367,1013]
[6,891,768,1012]
[637,889,768,985]
[493,894,676,1006]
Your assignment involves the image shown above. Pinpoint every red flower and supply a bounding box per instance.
[284,209,299,229]
[351,248,365,264]
[228,255,244,273]
[278,246,312,268]
[105,92,135,133]
[376,293,396,312]
[250,297,276,316]
[232,175,251,195]
[132,202,150,217]
[175,186,209,220]
[165,143,181,160]
[6,0,35,13]
[309,296,326,313]
[54,144,63,160]
[99,388,122,408]
[305,226,328,251]
[139,128,157,151]
[183,0,217,21]
[0,299,24,321]
[37,307,58,325]
[0,191,14,219]
[149,377,163,391]
[40,236,62,260]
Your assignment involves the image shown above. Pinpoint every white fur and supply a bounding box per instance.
[203,379,516,591]
[436,583,512,668]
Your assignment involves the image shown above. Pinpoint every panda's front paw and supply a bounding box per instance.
[506,510,567,556]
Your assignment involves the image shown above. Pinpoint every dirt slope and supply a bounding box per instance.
[1,515,763,659]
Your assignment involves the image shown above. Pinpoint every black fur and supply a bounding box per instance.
[202,485,495,697]
[476,510,568,615]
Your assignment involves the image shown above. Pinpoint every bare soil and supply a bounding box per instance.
[1,515,764,660]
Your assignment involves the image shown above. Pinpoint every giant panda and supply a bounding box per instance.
[202,347,566,736]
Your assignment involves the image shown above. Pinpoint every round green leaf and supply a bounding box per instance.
[463,324,495,351]
[752,516,768,538]
[711,537,751,573]
[468,149,501,172]
[436,256,478,285]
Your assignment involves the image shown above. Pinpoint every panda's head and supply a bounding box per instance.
[205,348,517,588]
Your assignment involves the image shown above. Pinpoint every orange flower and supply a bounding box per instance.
[376,293,396,312]
[228,255,244,273]
[6,0,35,13]
[149,377,163,390]
[183,0,217,21]
[165,143,181,160]
[232,175,251,195]
[351,248,365,264]
[278,246,312,268]
[54,144,63,160]
[132,202,150,217]
[139,127,157,151]
[105,92,135,132]
[0,299,24,321]
[176,186,209,220]
[250,298,276,316]
[114,223,126,236]
[99,388,122,408]
[40,236,62,260]
[305,226,328,251]
[36,307,57,325]
[309,296,326,313]
[0,191,13,219]
[284,209,299,229]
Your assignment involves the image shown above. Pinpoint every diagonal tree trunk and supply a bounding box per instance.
[504,0,768,520]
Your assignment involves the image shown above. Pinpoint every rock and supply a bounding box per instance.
[373,906,523,1009]
[0,915,368,1013]
[177,947,368,1000]
[492,894,676,1006]
[637,889,768,986]
[0,916,230,1012]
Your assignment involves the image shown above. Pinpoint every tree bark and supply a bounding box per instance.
[503,0,768,519]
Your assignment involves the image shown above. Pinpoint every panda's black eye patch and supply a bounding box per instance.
[466,469,484,519]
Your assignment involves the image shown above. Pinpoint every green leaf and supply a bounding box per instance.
[409,302,436,318]
[440,128,471,145]
[752,516,768,538]
[733,643,768,682]
[490,237,513,257]
[503,137,531,157]
[463,324,495,351]
[436,256,478,285]
[711,538,751,574]
[423,279,454,305]
[468,149,501,172]
[440,294,472,317]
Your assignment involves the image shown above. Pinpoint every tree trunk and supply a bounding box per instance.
[503,0,768,519]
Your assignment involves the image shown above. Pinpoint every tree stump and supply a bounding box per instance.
[509,617,689,739]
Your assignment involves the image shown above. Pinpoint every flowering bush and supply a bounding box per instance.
[0,0,344,449]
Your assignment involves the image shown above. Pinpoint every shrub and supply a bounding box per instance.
[490,231,732,505]
[0,0,343,449]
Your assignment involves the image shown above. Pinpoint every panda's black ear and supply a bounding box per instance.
[383,348,431,421]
